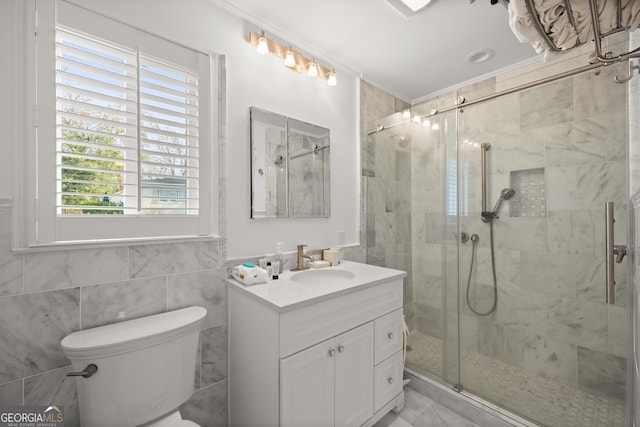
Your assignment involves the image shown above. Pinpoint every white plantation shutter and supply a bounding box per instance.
[56,29,139,214]
[29,0,215,245]
[55,28,202,216]
[139,55,200,214]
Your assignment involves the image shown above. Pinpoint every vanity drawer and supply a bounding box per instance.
[374,308,403,365]
[279,279,403,357]
[374,351,403,412]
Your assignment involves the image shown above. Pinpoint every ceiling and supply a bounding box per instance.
[212,0,539,102]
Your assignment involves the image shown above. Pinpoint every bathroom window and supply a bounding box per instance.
[446,157,457,216]
[23,0,219,245]
[446,158,468,217]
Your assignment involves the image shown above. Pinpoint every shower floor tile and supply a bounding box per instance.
[405,330,626,427]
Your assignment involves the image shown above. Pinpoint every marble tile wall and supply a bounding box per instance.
[0,207,228,426]
[442,67,627,401]
[364,55,630,405]
[360,80,413,318]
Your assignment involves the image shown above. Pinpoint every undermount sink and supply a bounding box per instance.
[290,268,356,285]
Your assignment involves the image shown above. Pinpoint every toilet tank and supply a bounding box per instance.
[61,306,207,427]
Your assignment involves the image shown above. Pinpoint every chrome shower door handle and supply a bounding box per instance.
[605,202,617,304]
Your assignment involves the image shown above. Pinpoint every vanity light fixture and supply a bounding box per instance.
[256,31,269,55]
[412,114,422,124]
[248,30,337,86]
[283,46,296,67]
[402,109,411,119]
[422,118,431,127]
[327,69,337,86]
[307,59,318,77]
[431,122,440,131]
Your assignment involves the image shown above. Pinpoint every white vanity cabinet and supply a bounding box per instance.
[281,323,373,427]
[228,261,406,427]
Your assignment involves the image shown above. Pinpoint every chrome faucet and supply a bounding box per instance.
[292,244,313,271]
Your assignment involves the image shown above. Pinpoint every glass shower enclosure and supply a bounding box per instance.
[364,61,630,426]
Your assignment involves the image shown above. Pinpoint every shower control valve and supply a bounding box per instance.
[614,245,627,263]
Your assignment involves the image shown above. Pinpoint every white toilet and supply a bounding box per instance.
[61,306,207,427]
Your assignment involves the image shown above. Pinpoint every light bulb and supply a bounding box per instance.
[327,69,337,86]
[422,119,431,127]
[402,109,411,119]
[432,122,440,131]
[256,32,269,55]
[284,48,295,67]
[307,59,318,77]
[412,114,421,124]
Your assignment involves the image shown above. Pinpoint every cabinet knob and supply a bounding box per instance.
[387,376,394,384]
[328,349,336,357]
[387,332,394,339]
[337,345,345,353]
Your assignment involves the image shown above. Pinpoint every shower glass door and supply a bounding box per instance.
[455,64,629,426]
[364,103,459,383]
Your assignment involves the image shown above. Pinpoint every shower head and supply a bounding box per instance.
[492,188,516,217]
[500,188,516,201]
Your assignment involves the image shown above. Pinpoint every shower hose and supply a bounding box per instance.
[465,220,498,316]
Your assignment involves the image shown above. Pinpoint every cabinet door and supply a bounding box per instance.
[281,338,335,427]
[334,323,374,427]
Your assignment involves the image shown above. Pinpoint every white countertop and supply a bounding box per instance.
[227,261,406,312]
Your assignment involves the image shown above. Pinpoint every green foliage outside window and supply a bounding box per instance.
[59,113,125,215]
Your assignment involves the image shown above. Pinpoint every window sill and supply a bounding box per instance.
[13,234,222,254]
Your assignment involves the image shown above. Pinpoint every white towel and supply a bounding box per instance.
[508,0,640,60]
[622,0,640,31]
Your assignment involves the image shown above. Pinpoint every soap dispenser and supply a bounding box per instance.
[275,242,284,274]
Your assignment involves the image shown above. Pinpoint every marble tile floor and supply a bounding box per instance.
[405,330,626,427]
[374,388,481,427]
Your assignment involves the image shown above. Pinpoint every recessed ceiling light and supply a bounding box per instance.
[386,0,435,17]
[465,48,495,64]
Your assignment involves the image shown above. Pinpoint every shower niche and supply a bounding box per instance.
[509,167,546,218]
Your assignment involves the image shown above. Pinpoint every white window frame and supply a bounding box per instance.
[17,0,219,248]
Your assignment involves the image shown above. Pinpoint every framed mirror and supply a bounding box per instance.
[250,107,330,218]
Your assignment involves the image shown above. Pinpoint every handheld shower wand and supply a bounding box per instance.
[491,188,516,217]
[482,188,516,222]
